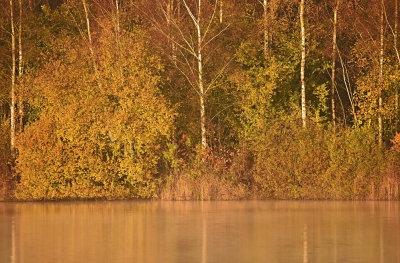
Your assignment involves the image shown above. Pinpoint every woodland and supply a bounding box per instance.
[0,0,400,200]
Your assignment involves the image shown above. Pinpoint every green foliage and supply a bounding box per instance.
[232,42,282,142]
[311,82,329,123]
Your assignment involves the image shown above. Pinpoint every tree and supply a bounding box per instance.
[395,0,399,125]
[148,0,230,149]
[379,0,384,147]
[82,0,101,89]
[262,0,278,59]
[183,0,208,148]
[263,0,269,58]
[300,0,306,127]
[219,0,223,24]
[9,0,16,158]
[18,0,23,132]
[331,0,340,125]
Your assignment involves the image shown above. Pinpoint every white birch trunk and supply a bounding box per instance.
[395,0,399,116]
[300,0,306,128]
[10,0,16,158]
[219,0,223,24]
[263,0,269,58]
[197,0,207,148]
[82,0,101,89]
[115,0,120,35]
[331,0,339,125]
[114,0,124,78]
[379,0,384,147]
[182,0,207,148]
[18,0,23,132]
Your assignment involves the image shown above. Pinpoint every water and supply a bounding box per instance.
[0,201,399,263]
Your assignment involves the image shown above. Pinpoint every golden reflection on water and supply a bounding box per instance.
[303,223,308,263]
[0,201,399,263]
[201,202,207,263]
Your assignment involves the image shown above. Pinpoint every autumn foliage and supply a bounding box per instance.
[15,26,174,200]
[0,0,400,200]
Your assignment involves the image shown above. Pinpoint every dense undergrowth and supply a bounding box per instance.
[3,118,399,201]
[160,121,400,201]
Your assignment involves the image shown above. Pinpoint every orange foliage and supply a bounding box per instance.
[392,133,400,153]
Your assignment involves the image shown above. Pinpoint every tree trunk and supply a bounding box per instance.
[114,0,124,77]
[82,0,101,89]
[167,0,177,64]
[115,0,120,35]
[331,0,339,126]
[395,0,399,121]
[18,0,23,133]
[263,0,269,58]
[300,0,306,128]
[10,0,16,158]
[219,0,223,24]
[379,0,384,147]
[197,0,207,148]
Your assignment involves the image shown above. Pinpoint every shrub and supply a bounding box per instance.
[252,120,398,200]
[161,146,249,201]
[15,29,174,200]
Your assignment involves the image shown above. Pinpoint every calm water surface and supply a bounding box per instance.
[0,201,399,263]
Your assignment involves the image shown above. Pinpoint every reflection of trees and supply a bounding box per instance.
[0,205,14,263]
[11,217,15,263]
[201,202,207,263]
[1,201,400,262]
[303,224,308,263]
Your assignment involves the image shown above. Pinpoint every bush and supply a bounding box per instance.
[14,29,174,200]
[252,120,399,200]
[161,146,249,200]
[252,121,330,199]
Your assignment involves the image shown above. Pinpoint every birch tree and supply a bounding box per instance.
[82,0,101,89]
[18,0,23,132]
[188,0,207,148]
[395,0,399,120]
[331,0,339,125]
[10,0,16,157]
[148,0,230,149]
[219,0,222,24]
[262,0,276,58]
[300,0,306,128]
[379,0,384,147]
[263,0,269,58]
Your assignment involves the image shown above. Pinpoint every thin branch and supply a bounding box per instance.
[205,55,235,94]
[337,46,358,125]
[202,0,218,42]
[202,24,230,49]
